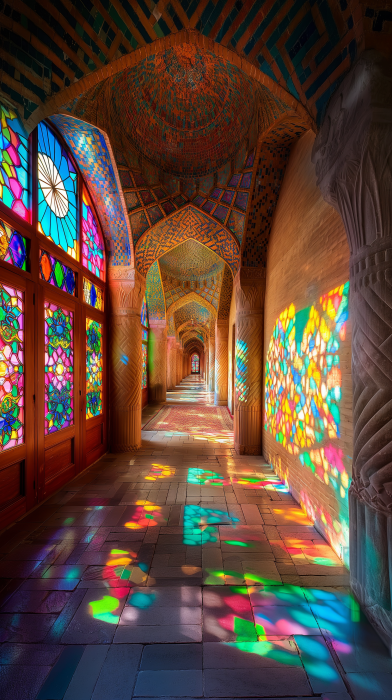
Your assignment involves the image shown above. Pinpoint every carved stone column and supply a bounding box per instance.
[234,268,265,455]
[176,344,182,385]
[209,327,215,392]
[214,320,229,405]
[312,51,392,651]
[167,336,177,391]
[108,266,145,452]
[148,320,167,403]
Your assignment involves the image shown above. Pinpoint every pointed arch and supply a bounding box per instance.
[167,291,217,320]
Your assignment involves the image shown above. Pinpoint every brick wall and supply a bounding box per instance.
[263,130,352,565]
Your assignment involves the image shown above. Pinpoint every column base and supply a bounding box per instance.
[214,398,228,406]
[350,490,392,654]
[234,442,262,455]
[110,407,142,452]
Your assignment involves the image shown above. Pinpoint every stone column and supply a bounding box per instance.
[176,344,182,385]
[234,268,265,455]
[108,266,145,452]
[312,51,392,651]
[167,336,177,390]
[148,320,167,403]
[214,320,229,405]
[209,327,215,392]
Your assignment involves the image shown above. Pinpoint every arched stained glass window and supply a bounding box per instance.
[141,296,148,392]
[191,354,199,374]
[0,103,30,221]
[82,186,105,280]
[37,122,78,259]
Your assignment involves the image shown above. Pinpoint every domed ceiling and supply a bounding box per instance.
[159,240,224,281]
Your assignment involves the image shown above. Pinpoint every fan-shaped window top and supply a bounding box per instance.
[0,103,30,221]
[82,186,105,280]
[37,122,78,259]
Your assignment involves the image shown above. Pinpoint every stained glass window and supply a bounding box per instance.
[141,297,148,328]
[86,319,103,419]
[0,282,24,451]
[83,277,104,311]
[142,328,148,342]
[0,219,28,270]
[39,249,76,295]
[191,354,199,373]
[0,104,30,221]
[82,187,105,280]
[44,301,74,435]
[37,122,78,259]
[142,343,147,389]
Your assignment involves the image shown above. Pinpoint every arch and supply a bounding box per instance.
[167,291,217,320]
[177,321,208,337]
[25,30,312,134]
[49,114,133,266]
[135,206,240,278]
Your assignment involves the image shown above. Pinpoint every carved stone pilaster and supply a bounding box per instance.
[209,325,215,392]
[108,266,146,452]
[214,320,229,406]
[233,268,265,455]
[167,336,177,391]
[312,51,392,651]
[176,343,183,385]
[148,320,167,403]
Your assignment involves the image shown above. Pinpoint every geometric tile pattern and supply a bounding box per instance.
[217,265,234,320]
[135,206,240,277]
[146,260,166,321]
[3,3,380,128]
[50,115,132,265]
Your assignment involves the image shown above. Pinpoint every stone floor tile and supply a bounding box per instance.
[113,624,202,643]
[346,672,392,699]
[91,644,142,700]
[119,605,201,626]
[0,643,63,666]
[134,670,203,697]
[140,643,202,670]
[253,604,320,637]
[203,640,301,668]
[0,664,51,700]
[248,584,307,606]
[60,588,127,644]
[0,613,57,643]
[203,667,311,697]
[63,645,109,700]
[1,589,71,613]
[294,635,347,693]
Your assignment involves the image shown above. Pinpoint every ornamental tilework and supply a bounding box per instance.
[147,206,164,226]
[130,210,149,243]
[50,115,132,266]
[217,265,233,320]
[135,206,240,277]
[146,261,166,321]
[228,211,245,245]
[174,302,210,330]
[125,192,140,211]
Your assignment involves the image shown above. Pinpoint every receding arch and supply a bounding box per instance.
[167,291,217,320]
[135,206,240,278]
[146,260,166,321]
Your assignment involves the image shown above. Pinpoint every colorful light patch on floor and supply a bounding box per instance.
[124,501,167,529]
[187,468,229,485]
[144,464,175,481]
[183,506,239,545]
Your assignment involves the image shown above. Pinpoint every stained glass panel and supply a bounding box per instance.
[82,187,105,280]
[37,122,78,259]
[0,103,30,221]
[39,249,76,295]
[142,328,148,342]
[0,219,28,270]
[83,277,104,311]
[191,354,199,373]
[142,343,147,389]
[86,319,103,419]
[141,297,148,328]
[0,282,24,451]
[44,301,74,435]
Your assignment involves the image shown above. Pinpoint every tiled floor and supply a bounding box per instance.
[1,376,391,699]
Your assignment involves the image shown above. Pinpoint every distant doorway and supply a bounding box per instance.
[191,353,200,374]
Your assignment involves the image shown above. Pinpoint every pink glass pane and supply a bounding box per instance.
[44,301,74,435]
[0,282,24,451]
[82,187,105,280]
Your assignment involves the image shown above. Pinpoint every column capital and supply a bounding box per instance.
[234,267,265,316]
[312,50,392,256]
[108,266,146,316]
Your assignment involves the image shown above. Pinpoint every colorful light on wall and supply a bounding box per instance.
[235,339,248,402]
[265,283,350,562]
[142,344,147,390]
[82,186,105,280]
[0,282,24,451]
[37,122,78,259]
[44,302,74,434]
[0,103,30,221]
[0,219,28,271]
[86,319,103,419]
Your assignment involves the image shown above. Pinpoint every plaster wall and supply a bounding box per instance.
[263,130,352,564]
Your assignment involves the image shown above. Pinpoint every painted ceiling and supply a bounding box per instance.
[2,1,389,131]
[159,240,224,281]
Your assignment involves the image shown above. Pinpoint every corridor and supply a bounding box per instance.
[0,377,391,700]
